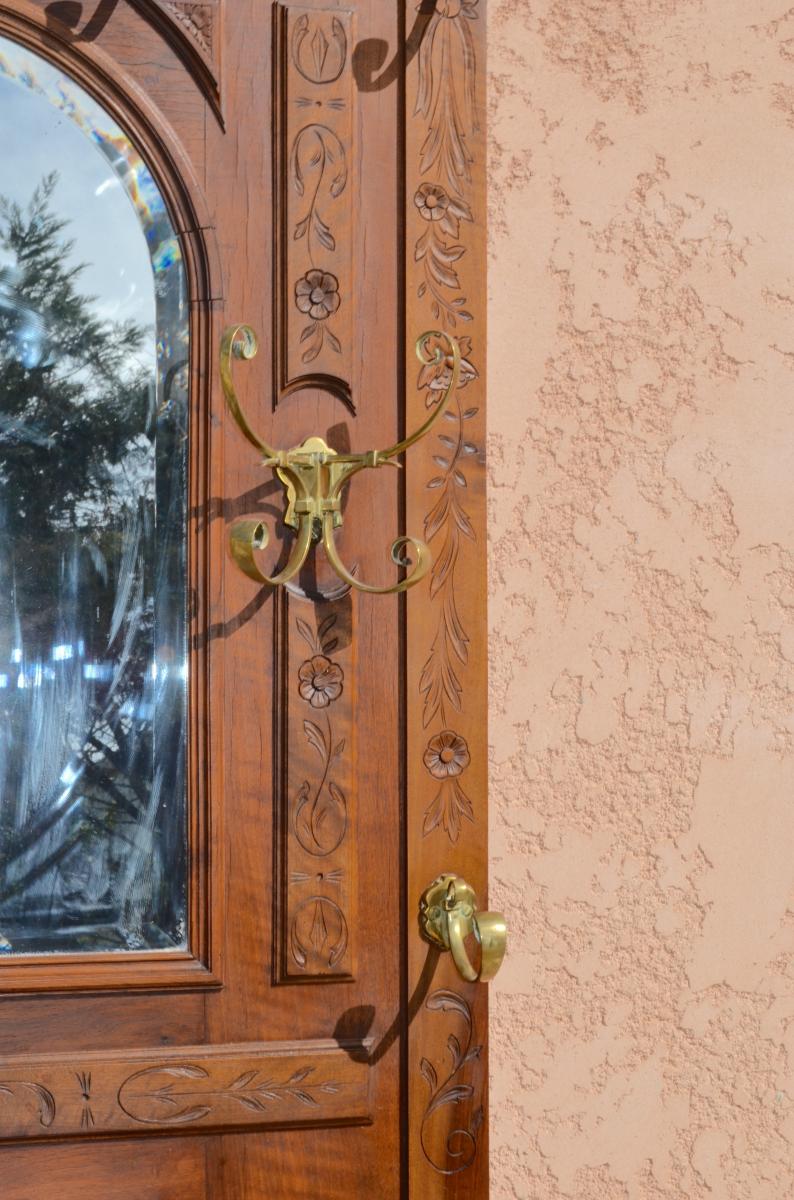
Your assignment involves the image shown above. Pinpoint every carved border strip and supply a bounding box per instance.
[274,592,357,982]
[273,2,355,408]
[0,1040,370,1140]
[406,0,488,1191]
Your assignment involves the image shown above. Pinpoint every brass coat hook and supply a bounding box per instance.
[220,326,461,594]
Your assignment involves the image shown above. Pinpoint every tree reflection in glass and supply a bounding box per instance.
[0,39,188,954]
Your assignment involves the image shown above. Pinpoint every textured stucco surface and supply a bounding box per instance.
[487,3,794,1196]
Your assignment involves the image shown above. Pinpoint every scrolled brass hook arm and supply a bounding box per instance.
[219,325,460,594]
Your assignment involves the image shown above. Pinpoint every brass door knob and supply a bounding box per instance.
[419,874,507,983]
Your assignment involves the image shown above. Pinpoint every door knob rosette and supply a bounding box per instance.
[420,874,507,983]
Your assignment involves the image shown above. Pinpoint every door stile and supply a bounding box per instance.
[405,0,489,1193]
[205,0,406,1193]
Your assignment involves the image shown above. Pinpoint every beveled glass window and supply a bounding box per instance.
[0,38,188,954]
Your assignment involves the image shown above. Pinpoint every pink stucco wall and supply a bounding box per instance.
[487,2,794,1195]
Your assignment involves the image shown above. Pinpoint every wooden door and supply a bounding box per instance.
[0,0,490,1195]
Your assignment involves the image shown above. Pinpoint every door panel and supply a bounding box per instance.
[0,0,490,1196]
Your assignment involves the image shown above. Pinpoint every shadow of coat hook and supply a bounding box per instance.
[44,0,120,43]
[352,0,438,93]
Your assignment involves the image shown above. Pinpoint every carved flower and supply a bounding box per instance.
[418,333,478,403]
[423,730,470,779]
[414,182,451,222]
[414,182,472,238]
[298,655,344,708]
[295,270,340,321]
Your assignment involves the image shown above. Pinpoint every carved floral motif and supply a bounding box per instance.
[423,729,470,778]
[420,989,483,1176]
[164,1,213,56]
[287,16,349,368]
[412,1,485,1166]
[284,610,352,975]
[415,183,473,328]
[295,270,341,321]
[298,652,344,708]
[423,730,473,842]
[414,0,480,845]
[293,615,347,860]
[413,0,478,329]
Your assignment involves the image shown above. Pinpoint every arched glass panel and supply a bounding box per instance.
[0,38,188,953]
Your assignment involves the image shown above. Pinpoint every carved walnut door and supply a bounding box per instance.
[0,0,492,1195]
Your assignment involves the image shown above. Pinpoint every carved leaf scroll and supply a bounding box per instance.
[408,0,487,1186]
[420,990,483,1176]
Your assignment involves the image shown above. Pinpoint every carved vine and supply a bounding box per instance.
[0,1080,56,1128]
[416,335,478,840]
[413,0,480,846]
[414,182,472,329]
[294,615,347,857]
[287,612,351,973]
[118,1064,341,1125]
[288,15,349,365]
[290,123,347,366]
[291,126,347,257]
[413,0,478,330]
[420,989,483,1176]
[289,895,349,969]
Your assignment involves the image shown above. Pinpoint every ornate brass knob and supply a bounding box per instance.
[419,874,507,983]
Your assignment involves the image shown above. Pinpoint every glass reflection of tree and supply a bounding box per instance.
[0,174,186,951]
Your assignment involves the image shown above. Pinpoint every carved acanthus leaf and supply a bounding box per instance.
[163,2,214,57]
